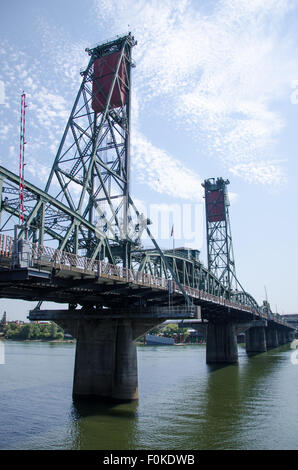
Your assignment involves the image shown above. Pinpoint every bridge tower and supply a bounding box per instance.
[0,33,140,269]
[44,33,137,266]
[202,178,239,364]
[202,177,237,294]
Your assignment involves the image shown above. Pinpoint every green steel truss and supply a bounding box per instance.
[131,248,259,310]
[0,34,143,266]
[202,178,237,291]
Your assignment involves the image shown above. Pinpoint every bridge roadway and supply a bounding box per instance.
[0,233,295,401]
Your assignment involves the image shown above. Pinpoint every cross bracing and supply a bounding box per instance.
[0,35,141,257]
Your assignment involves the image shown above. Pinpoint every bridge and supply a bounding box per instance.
[0,33,295,401]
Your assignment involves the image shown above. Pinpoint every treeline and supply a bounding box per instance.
[149,323,190,339]
[4,322,65,341]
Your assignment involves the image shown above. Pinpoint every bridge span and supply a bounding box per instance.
[0,33,295,401]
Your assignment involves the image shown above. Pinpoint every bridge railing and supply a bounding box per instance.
[0,233,258,315]
[0,232,293,327]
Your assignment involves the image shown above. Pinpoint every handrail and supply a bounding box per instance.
[0,232,293,328]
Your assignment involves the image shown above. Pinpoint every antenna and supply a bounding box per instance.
[264,285,268,302]
[19,91,27,224]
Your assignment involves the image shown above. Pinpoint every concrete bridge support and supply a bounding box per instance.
[286,331,293,343]
[29,305,196,402]
[31,307,185,401]
[246,326,267,353]
[288,331,295,342]
[277,330,286,345]
[206,321,238,363]
[72,319,139,401]
[265,328,279,349]
[70,317,162,401]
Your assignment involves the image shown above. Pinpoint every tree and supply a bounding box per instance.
[161,323,179,338]
[50,322,58,339]
[19,324,34,340]
[0,312,7,330]
[5,323,20,339]
[148,323,190,342]
[39,324,51,339]
[56,331,64,341]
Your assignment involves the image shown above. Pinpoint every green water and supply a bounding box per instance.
[0,340,297,450]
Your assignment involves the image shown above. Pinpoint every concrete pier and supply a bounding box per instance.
[72,319,138,401]
[278,330,287,345]
[246,326,267,353]
[265,328,279,349]
[70,318,159,401]
[288,331,295,342]
[29,305,196,401]
[206,321,238,363]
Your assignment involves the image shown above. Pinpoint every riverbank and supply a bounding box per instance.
[1,337,76,343]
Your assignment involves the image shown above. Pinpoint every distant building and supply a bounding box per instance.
[6,320,25,326]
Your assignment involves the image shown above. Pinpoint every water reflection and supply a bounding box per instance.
[70,398,139,450]
[166,344,291,450]
[132,344,293,450]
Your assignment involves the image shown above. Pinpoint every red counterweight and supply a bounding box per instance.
[92,51,127,113]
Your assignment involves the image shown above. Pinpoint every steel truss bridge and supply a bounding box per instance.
[0,33,294,400]
[0,165,284,324]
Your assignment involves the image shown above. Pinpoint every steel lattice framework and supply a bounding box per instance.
[0,33,144,266]
[44,34,138,264]
[202,178,237,291]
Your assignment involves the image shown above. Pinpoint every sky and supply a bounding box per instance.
[0,0,298,320]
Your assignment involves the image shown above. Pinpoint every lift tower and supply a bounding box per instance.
[11,33,136,267]
[202,177,237,294]
[45,33,137,265]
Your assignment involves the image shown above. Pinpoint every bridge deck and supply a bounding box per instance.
[0,234,294,328]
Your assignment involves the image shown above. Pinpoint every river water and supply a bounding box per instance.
[0,340,297,450]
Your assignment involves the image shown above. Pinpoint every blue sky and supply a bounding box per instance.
[0,0,298,320]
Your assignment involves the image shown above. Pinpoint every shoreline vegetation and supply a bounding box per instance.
[0,320,67,342]
[0,319,202,345]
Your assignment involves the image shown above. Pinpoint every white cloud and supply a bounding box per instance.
[30,89,69,129]
[229,160,287,185]
[93,0,297,187]
[0,124,12,140]
[0,0,295,200]
[0,39,80,188]
[132,130,203,202]
[25,157,51,182]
